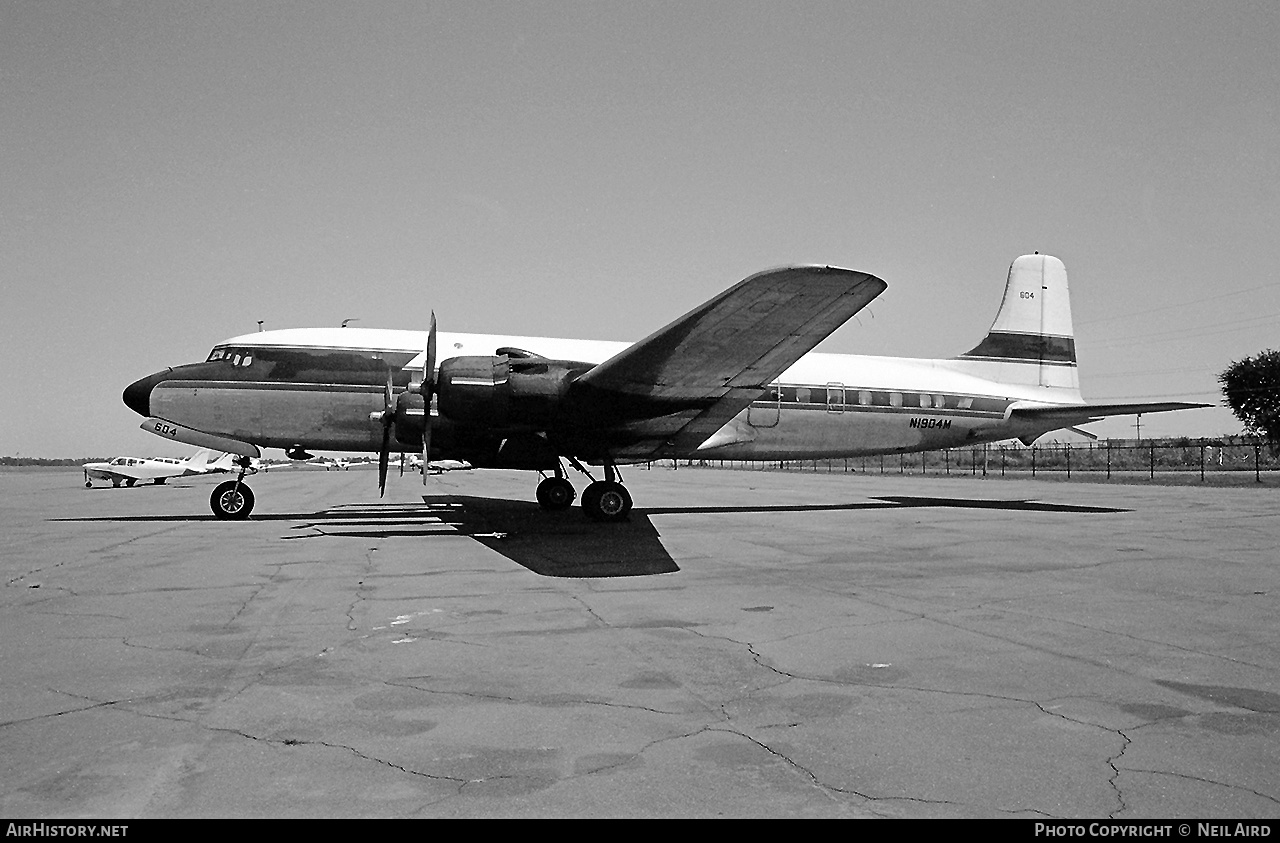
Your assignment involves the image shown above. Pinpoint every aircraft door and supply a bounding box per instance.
[748,384,780,428]
[826,383,845,413]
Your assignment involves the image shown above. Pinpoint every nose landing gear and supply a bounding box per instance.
[210,456,257,520]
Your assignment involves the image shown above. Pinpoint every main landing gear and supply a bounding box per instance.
[210,456,257,520]
[536,458,632,522]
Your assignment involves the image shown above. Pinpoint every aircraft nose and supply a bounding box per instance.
[122,369,170,417]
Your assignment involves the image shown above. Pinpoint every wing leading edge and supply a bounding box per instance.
[566,265,887,458]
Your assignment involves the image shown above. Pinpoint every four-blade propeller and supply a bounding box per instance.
[421,312,437,485]
[373,313,437,496]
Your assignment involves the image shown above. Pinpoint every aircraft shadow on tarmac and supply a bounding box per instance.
[58,495,1128,579]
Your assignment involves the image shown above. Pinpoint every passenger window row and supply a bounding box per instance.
[762,386,987,412]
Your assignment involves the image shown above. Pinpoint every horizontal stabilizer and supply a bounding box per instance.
[1011,401,1212,424]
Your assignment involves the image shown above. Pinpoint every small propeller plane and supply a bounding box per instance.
[83,448,226,488]
[400,453,473,475]
[122,255,1207,521]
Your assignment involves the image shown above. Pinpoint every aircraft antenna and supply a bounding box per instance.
[341,318,359,328]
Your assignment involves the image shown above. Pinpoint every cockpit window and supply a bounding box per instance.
[207,347,256,367]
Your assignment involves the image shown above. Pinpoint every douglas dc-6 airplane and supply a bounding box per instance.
[122,254,1205,521]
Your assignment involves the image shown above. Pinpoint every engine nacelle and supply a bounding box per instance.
[436,356,571,429]
[391,390,426,447]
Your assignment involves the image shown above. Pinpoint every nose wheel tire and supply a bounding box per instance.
[536,477,576,510]
[581,480,632,522]
[211,480,255,520]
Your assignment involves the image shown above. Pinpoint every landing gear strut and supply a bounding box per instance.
[211,456,256,520]
[534,458,632,521]
[580,460,632,522]
[535,461,575,510]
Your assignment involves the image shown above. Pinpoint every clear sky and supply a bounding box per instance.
[3,1,1278,457]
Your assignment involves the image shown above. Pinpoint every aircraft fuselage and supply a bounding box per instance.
[126,329,1070,466]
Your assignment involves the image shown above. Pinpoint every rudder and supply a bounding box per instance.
[955,254,1079,391]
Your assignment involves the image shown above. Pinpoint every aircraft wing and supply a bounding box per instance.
[85,468,134,483]
[567,265,886,456]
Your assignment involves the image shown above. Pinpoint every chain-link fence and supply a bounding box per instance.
[669,438,1280,484]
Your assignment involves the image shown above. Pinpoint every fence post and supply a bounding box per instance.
[1150,443,1155,480]
[1200,442,1205,482]
[1066,443,1071,479]
[1256,443,1261,483]
[1032,447,1036,477]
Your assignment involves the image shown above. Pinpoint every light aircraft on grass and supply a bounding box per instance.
[122,254,1207,521]
[83,448,228,488]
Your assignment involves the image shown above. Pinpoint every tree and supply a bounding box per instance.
[1220,350,1280,456]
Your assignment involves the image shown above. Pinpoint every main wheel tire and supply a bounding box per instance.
[536,477,576,510]
[211,481,255,520]
[581,480,632,522]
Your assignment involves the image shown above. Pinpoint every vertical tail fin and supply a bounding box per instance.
[205,452,236,472]
[953,254,1080,395]
[184,448,214,467]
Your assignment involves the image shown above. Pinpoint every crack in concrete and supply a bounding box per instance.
[1116,767,1280,807]
[961,603,1273,671]
[387,677,686,717]
[1104,726,1133,818]
[20,687,474,795]
[703,724,884,807]
[703,632,1153,817]
[345,547,378,632]
[0,697,120,729]
[207,726,471,786]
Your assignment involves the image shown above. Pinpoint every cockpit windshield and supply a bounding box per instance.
[206,346,253,367]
